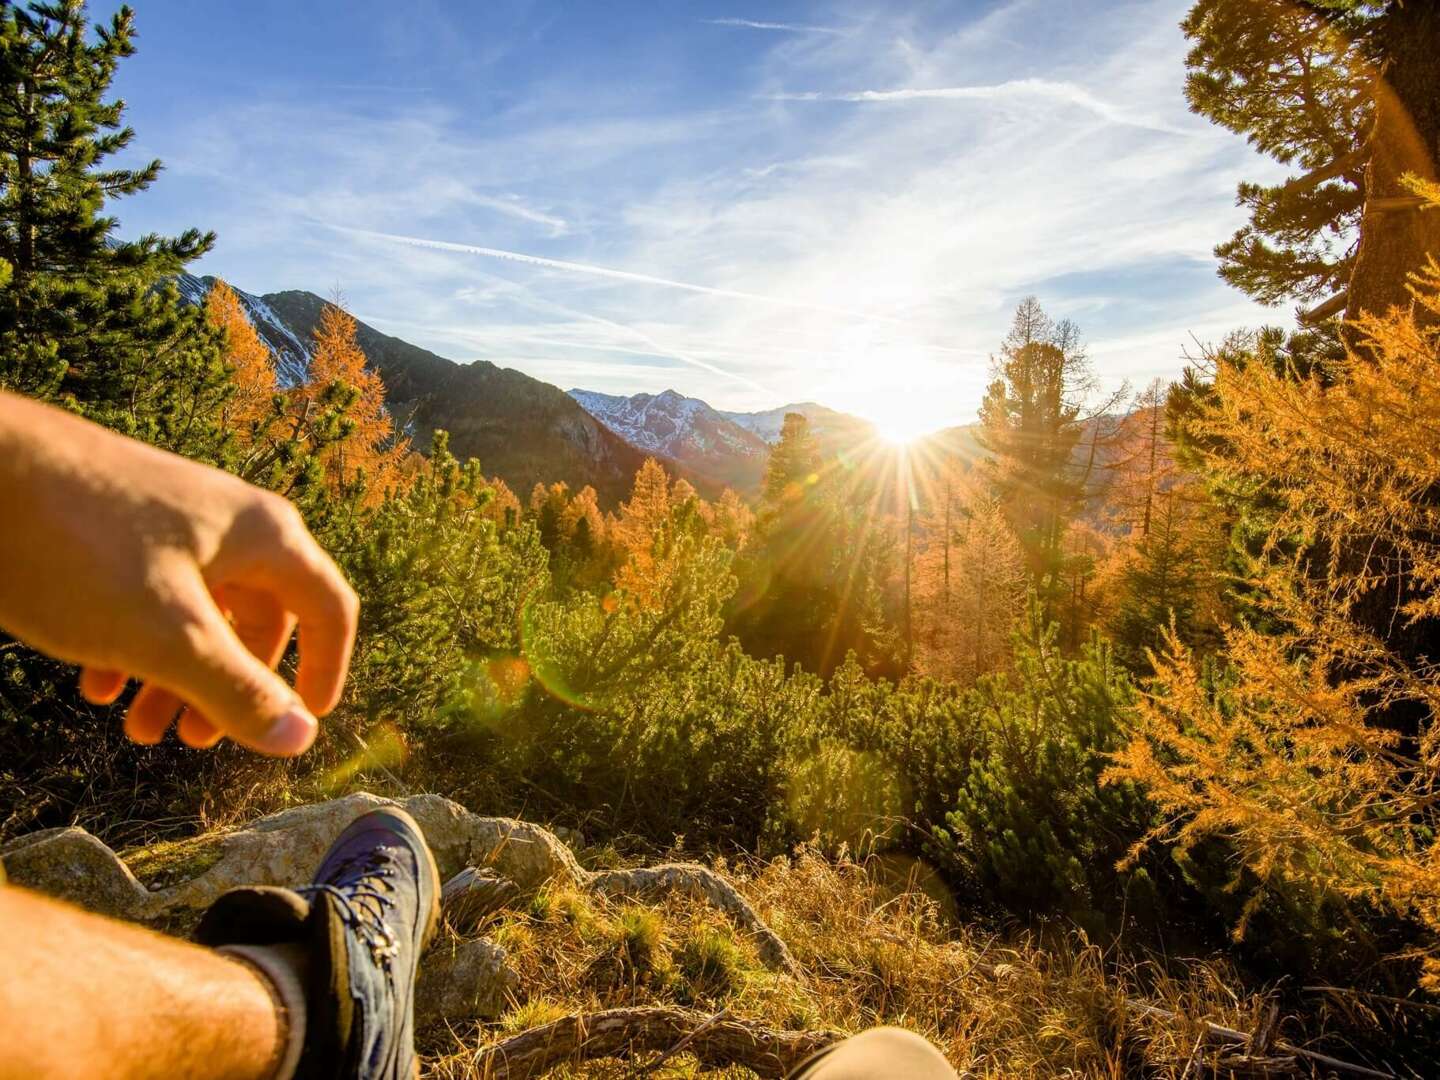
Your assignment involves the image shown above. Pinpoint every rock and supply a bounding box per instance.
[416,937,516,1026]
[152,792,583,914]
[0,826,152,920]
[0,793,804,985]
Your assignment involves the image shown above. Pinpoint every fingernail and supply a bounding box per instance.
[261,708,317,756]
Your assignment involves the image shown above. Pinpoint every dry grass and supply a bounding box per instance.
[422,847,1289,1079]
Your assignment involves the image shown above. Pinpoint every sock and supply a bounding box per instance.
[221,943,309,1080]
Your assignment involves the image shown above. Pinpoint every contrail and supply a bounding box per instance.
[771,78,1192,136]
[702,17,847,35]
[321,223,903,325]
[383,260,779,396]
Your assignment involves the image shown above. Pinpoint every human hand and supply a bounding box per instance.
[0,391,359,756]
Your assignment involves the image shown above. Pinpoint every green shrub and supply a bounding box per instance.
[935,614,1153,927]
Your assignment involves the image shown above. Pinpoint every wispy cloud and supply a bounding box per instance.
[468,193,569,237]
[702,17,848,35]
[152,0,1285,426]
[321,222,905,325]
[770,78,1192,135]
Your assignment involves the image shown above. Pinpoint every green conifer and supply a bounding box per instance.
[0,1,223,454]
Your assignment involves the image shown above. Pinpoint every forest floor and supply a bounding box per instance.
[3,792,1377,1079]
[421,844,1280,1079]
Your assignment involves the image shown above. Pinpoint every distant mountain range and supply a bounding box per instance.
[564,389,877,492]
[177,275,979,506]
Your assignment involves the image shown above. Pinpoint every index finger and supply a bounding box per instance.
[276,536,360,716]
[228,525,359,717]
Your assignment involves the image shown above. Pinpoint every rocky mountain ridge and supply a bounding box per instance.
[566,389,881,494]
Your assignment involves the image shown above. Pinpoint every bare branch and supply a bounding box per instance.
[1299,291,1349,323]
[467,1006,840,1079]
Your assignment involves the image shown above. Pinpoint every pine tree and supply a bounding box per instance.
[1094,381,1223,667]
[0,1,222,452]
[1182,0,1440,323]
[978,298,1117,621]
[762,412,822,506]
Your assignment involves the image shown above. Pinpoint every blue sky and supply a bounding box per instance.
[107,0,1289,435]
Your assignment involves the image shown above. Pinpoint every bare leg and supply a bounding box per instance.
[788,1027,959,1079]
[0,885,282,1080]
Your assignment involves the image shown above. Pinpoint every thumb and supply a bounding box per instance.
[164,593,318,757]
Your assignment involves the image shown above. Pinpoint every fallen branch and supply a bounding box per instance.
[1127,1002,1394,1079]
[588,863,803,978]
[468,1006,839,1079]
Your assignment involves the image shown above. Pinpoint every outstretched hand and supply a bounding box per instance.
[0,391,359,756]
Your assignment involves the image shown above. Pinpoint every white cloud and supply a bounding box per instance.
[154,0,1289,428]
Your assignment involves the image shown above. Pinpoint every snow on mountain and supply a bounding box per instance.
[569,389,883,492]
[176,273,312,386]
[568,388,762,456]
[172,275,659,504]
[568,388,778,492]
[716,401,870,444]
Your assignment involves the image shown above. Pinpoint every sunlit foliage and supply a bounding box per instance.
[1110,219,1440,988]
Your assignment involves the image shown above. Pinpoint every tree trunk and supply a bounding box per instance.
[1345,1,1440,325]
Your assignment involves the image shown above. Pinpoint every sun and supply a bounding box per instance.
[876,422,921,446]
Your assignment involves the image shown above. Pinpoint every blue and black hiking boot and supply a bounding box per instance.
[195,807,442,1079]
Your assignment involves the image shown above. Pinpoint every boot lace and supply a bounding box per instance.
[299,850,400,972]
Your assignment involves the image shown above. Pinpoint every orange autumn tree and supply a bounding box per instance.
[1109,181,1440,988]
[205,280,275,441]
[297,301,411,500]
[613,457,679,608]
[911,478,1025,684]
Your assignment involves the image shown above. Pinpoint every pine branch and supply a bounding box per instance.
[1280,146,1366,195]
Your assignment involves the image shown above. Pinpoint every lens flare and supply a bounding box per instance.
[315,722,408,795]
[463,652,533,730]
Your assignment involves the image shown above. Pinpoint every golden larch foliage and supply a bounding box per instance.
[1109,186,1440,989]
[205,280,275,441]
[911,484,1025,683]
[298,302,412,501]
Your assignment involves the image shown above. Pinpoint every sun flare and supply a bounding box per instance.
[876,424,919,446]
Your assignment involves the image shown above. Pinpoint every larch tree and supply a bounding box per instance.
[614,457,677,608]
[912,486,1026,684]
[204,280,275,442]
[1110,198,1440,988]
[297,301,411,501]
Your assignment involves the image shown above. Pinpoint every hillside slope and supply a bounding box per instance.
[182,278,662,506]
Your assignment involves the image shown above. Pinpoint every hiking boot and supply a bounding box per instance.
[196,807,441,1079]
